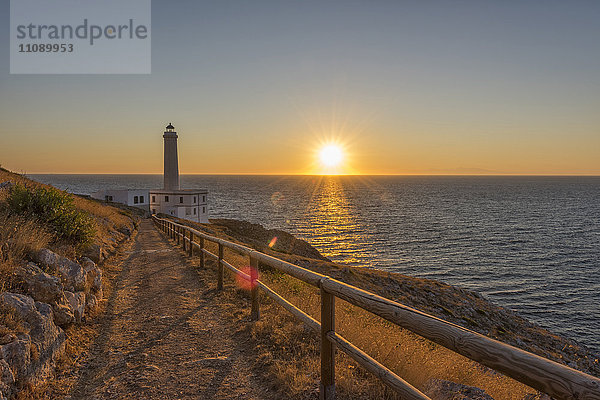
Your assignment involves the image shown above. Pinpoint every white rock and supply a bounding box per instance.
[36,249,87,292]
[15,262,63,304]
[64,291,85,323]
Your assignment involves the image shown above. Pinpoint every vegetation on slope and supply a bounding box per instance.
[6,184,95,245]
[0,168,135,341]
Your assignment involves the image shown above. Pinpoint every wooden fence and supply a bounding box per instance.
[152,216,600,400]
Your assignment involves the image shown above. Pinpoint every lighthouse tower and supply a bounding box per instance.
[163,123,180,190]
[149,123,209,223]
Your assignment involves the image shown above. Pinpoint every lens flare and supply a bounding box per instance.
[235,265,258,291]
[268,236,278,248]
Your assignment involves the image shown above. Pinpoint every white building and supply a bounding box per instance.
[90,189,149,211]
[150,123,208,223]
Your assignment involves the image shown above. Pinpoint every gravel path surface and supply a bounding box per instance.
[64,219,274,399]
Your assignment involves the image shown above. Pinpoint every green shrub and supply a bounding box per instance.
[7,184,96,245]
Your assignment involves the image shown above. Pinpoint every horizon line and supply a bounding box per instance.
[21,172,600,177]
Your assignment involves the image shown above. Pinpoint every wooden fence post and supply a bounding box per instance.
[320,284,335,400]
[217,243,224,290]
[177,227,180,245]
[250,256,260,321]
[182,228,186,251]
[199,237,205,269]
[189,231,194,257]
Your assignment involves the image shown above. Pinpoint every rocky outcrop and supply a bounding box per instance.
[0,293,66,395]
[81,257,102,294]
[208,219,330,261]
[0,248,112,397]
[35,249,86,292]
[51,295,74,327]
[15,263,63,304]
[85,293,98,314]
[64,291,85,323]
[424,379,495,400]
[0,335,30,387]
[0,359,15,399]
[82,243,106,264]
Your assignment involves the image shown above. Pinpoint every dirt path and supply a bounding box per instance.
[64,219,275,399]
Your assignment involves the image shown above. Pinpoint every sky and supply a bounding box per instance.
[1,1,599,175]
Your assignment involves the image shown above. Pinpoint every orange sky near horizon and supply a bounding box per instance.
[1,113,598,175]
[2,122,598,176]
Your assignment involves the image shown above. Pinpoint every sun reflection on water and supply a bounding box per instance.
[300,176,366,265]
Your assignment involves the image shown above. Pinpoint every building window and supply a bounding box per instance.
[193,196,196,203]
[165,196,169,202]
[193,208,196,215]
[202,206,206,213]
[180,196,184,203]
[152,195,155,203]
[140,196,144,203]
[134,196,139,204]
[203,195,206,202]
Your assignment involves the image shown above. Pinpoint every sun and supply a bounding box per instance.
[318,145,343,168]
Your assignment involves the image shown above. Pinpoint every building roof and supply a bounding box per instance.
[149,189,208,194]
[91,189,149,195]
[166,123,175,130]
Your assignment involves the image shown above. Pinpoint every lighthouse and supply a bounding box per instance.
[149,123,209,223]
[163,123,180,191]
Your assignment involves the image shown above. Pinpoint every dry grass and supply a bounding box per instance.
[0,209,53,292]
[0,168,128,288]
[73,196,132,239]
[197,230,539,400]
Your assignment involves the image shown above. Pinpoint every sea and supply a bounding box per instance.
[29,174,600,352]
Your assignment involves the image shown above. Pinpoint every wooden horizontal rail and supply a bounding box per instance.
[326,331,429,400]
[256,280,320,332]
[251,250,324,287]
[161,217,326,287]
[153,216,600,400]
[220,259,250,282]
[201,248,218,260]
[320,278,600,400]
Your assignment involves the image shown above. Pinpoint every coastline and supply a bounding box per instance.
[179,216,600,378]
[26,173,600,354]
